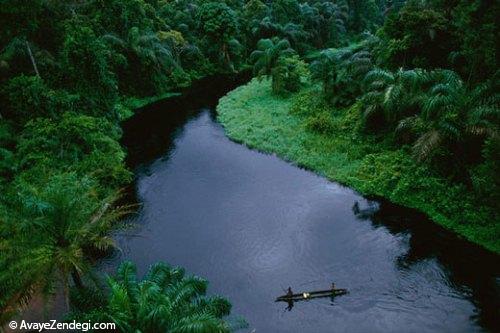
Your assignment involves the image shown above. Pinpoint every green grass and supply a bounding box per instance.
[217,78,500,254]
[124,92,182,110]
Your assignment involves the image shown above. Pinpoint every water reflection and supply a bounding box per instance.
[116,77,500,332]
[354,200,500,331]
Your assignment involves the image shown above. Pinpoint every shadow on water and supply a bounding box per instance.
[121,73,251,169]
[353,200,500,331]
[116,74,500,332]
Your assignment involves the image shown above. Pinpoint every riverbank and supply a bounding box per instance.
[217,78,499,254]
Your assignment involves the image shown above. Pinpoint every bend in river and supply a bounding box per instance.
[112,76,500,333]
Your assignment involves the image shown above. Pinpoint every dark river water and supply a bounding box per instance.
[115,77,500,333]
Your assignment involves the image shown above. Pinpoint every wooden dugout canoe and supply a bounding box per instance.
[275,288,348,302]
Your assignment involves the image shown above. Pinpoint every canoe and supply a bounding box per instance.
[275,288,348,302]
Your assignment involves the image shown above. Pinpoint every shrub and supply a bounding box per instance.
[0,75,78,123]
[305,111,335,134]
[16,113,131,188]
[290,90,326,117]
[271,55,309,95]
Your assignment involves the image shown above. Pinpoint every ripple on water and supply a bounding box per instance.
[108,110,499,333]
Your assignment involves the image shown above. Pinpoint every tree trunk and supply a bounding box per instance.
[71,268,84,289]
[222,43,231,68]
[63,281,70,311]
[25,40,40,78]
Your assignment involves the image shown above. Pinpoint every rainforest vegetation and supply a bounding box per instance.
[0,0,498,331]
[219,0,500,254]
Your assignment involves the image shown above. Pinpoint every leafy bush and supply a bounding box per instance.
[471,137,500,208]
[0,75,78,122]
[375,3,453,69]
[16,113,131,187]
[310,47,373,106]
[271,55,309,95]
[290,90,321,117]
[305,111,335,134]
[61,23,118,115]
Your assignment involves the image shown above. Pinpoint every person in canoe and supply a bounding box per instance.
[352,201,360,215]
[331,282,335,291]
[286,287,294,311]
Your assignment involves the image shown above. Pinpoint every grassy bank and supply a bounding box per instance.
[217,78,499,254]
[124,92,182,110]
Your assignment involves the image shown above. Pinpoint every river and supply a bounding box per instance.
[112,76,500,333]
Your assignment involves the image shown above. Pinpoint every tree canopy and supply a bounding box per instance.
[0,0,498,329]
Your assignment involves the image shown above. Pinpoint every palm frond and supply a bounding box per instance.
[170,313,230,333]
[364,68,394,86]
[396,116,420,135]
[101,34,126,48]
[413,129,443,161]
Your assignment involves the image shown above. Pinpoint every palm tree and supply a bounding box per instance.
[280,23,309,51]
[250,17,282,41]
[127,27,178,74]
[411,70,499,162]
[157,30,202,68]
[221,38,243,72]
[310,48,371,105]
[102,27,180,94]
[315,1,348,46]
[0,173,131,313]
[310,48,351,99]
[361,68,429,130]
[366,69,500,167]
[299,1,347,48]
[80,261,237,333]
[250,37,295,93]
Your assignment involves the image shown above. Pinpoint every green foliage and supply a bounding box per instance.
[471,137,500,207]
[360,68,430,131]
[376,0,499,82]
[198,2,238,40]
[299,1,348,48]
[271,55,309,95]
[251,38,294,77]
[305,111,336,134]
[346,0,380,32]
[310,46,373,106]
[449,0,498,82]
[272,0,301,24]
[124,92,182,110]
[1,0,499,324]
[217,78,500,254]
[250,37,296,94]
[243,0,268,22]
[73,260,238,333]
[290,89,322,117]
[0,75,78,122]
[0,173,131,315]
[17,113,131,188]
[375,2,453,69]
[197,2,241,68]
[88,0,160,36]
[360,67,499,184]
[61,23,118,115]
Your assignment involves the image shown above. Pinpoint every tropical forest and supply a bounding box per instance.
[0,0,499,332]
